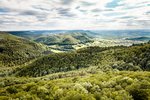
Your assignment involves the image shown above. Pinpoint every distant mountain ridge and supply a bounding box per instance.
[7,29,150,40]
[126,36,150,41]
[91,30,150,39]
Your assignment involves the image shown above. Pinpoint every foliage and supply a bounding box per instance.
[0,32,51,68]
[0,33,150,100]
[34,32,92,45]
[0,71,150,100]
[16,43,150,77]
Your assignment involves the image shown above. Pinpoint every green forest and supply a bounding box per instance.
[0,32,150,100]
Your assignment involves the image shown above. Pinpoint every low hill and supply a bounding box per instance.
[8,31,93,52]
[34,32,92,45]
[8,30,93,45]
[16,42,150,77]
[0,32,51,67]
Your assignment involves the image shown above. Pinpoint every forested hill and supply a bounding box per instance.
[16,42,150,77]
[8,31,93,45]
[34,32,92,45]
[0,32,150,100]
[0,32,51,67]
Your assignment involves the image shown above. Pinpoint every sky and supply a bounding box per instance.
[0,0,150,31]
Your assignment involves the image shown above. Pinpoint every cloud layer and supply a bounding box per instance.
[0,0,150,30]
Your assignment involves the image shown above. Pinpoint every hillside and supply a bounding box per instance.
[34,32,92,45]
[0,32,150,100]
[8,30,93,45]
[8,30,150,50]
[34,34,79,45]
[8,31,93,52]
[0,42,150,100]
[0,37,150,100]
[16,42,150,77]
[1,71,150,100]
[0,32,51,67]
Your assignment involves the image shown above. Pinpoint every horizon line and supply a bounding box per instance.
[1,29,150,32]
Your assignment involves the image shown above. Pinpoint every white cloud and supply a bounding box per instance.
[0,0,149,30]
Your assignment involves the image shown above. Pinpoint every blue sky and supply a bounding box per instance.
[0,0,150,30]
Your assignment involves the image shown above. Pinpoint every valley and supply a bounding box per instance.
[0,0,150,99]
[8,30,149,52]
[0,30,150,100]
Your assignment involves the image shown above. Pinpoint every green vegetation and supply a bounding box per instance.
[0,32,51,67]
[0,32,52,76]
[34,32,92,45]
[16,43,150,77]
[0,71,150,100]
[0,33,150,100]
